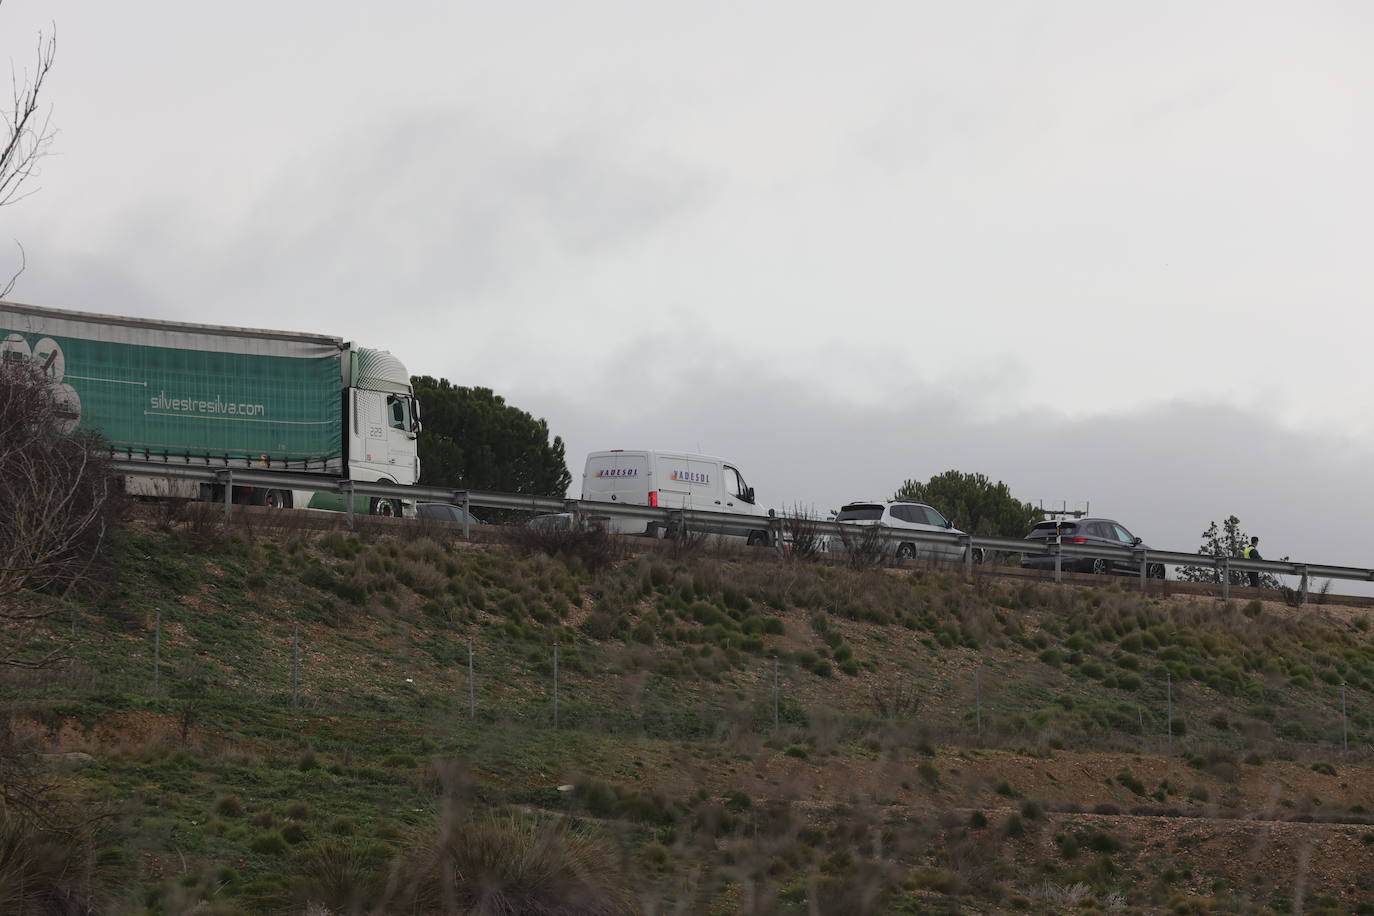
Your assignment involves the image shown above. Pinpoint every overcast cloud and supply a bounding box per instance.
[4,1,1373,569]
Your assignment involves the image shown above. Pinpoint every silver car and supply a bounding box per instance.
[833,500,982,563]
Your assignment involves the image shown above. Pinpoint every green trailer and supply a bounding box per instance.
[1,301,419,512]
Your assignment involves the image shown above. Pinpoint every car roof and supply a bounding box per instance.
[1034,517,1122,525]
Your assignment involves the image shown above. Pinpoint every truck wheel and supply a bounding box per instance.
[897,543,916,560]
[371,497,400,518]
[262,489,290,509]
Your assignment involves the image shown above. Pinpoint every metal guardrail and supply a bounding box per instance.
[109,460,1374,605]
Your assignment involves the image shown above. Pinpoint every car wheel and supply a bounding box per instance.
[1149,563,1165,580]
[897,543,916,560]
[971,548,985,566]
[1091,557,1109,575]
[371,497,400,518]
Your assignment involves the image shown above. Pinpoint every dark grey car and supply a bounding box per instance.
[1021,518,1165,578]
[415,502,484,526]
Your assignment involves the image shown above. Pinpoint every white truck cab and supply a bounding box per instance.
[582,449,770,545]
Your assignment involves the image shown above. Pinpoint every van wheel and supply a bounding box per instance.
[897,543,916,560]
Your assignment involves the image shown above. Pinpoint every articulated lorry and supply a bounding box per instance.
[0,301,420,515]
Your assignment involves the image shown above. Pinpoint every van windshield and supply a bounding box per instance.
[836,504,884,522]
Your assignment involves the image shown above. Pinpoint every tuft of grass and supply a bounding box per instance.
[0,809,95,914]
[398,810,633,915]
[917,760,942,787]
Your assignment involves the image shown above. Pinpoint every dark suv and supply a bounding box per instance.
[1021,518,1165,578]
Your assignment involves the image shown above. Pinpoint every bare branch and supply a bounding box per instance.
[0,238,23,298]
[0,9,56,209]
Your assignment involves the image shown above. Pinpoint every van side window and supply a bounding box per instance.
[724,465,752,502]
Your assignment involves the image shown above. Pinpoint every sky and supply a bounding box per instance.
[4,1,1374,572]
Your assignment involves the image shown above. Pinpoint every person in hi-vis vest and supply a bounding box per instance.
[1243,536,1262,588]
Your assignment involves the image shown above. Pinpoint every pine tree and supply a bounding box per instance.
[1176,515,1283,587]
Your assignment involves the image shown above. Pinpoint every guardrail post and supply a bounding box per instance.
[216,469,233,521]
[962,535,973,580]
[769,514,784,555]
[459,491,471,540]
[1053,538,1062,584]
[564,499,580,528]
[1299,565,1309,606]
[341,481,355,529]
[1137,550,1147,592]
[1219,557,1229,600]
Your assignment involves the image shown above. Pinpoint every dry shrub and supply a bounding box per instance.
[836,523,887,572]
[508,520,622,574]
[780,507,825,563]
[1,359,122,611]
[870,673,922,721]
[398,810,633,915]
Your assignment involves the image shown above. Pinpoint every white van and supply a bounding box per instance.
[582,450,771,545]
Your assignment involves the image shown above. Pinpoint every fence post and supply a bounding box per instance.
[772,656,779,731]
[552,640,560,729]
[1166,673,1173,751]
[291,622,299,710]
[467,637,476,721]
[1342,683,1348,755]
[153,608,161,696]
[975,668,982,739]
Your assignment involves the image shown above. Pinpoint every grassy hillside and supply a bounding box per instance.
[5,516,1374,914]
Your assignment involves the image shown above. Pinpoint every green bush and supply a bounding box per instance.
[215,795,244,818]
[251,831,289,855]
